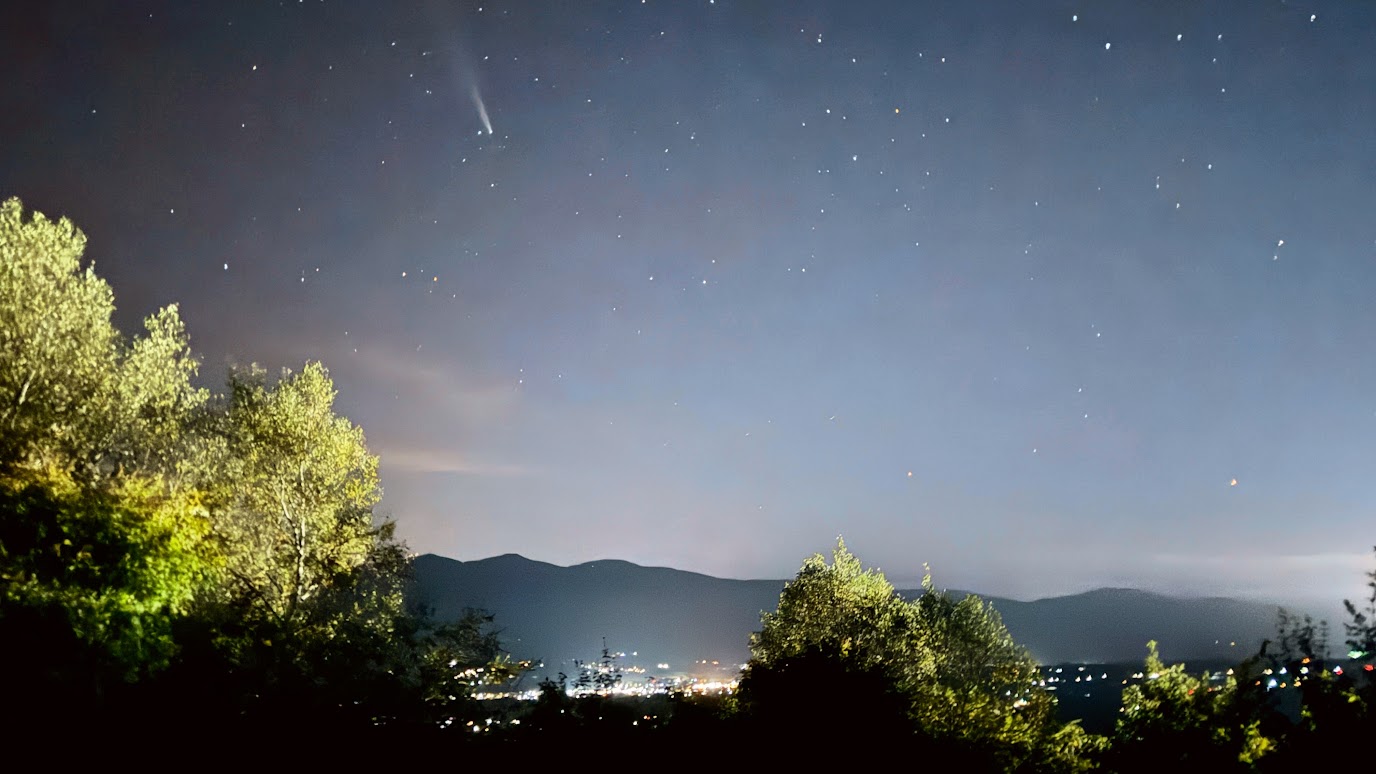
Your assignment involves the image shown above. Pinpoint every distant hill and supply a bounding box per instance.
[410,553,1290,675]
[931,587,1283,665]
[410,553,785,675]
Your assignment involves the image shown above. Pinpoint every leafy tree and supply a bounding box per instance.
[523,672,575,734]
[1109,641,1274,772]
[1113,555,1376,772]
[741,540,1102,770]
[163,361,428,723]
[908,579,1089,767]
[1344,546,1376,659]
[209,362,393,632]
[0,197,524,730]
[0,198,216,721]
[750,538,926,677]
[1327,551,1376,754]
[572,640,625,695]
[410,608,527,722]
[0,197,206,482]
[0,197,116,475]
[1233,559,1376,769]
[737,644,917,750]
[0,470,214,701]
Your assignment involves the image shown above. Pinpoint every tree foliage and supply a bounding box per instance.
[0,198,206,482]
[742,540,1102,770]
[572,640,626,695]
[0,197,519,730]
[0,198,217,714]
[0,197,115,474]
[0,469,214,692]
[212,362,389,630]
[1110,565,1376,774]
[1344,546,1376,658]
[1110,641,1273,772]
[751,539,922,675]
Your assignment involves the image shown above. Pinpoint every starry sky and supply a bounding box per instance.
[4,1,1375,606]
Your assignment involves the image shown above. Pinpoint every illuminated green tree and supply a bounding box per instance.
[0,471,213,687]
[0,198,206,482]
[908,580,1067,762]
[750,539,926,677]
[0,197,521,726]
[1110,641,1273,772]
[0,197,116,475]
[0,198,216,714]
[742,540,1102,770]
[210,362,390,632]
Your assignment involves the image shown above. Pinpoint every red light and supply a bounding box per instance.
[1365,664,1374,672]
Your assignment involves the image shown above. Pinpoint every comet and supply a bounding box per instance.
[469,84,493,135]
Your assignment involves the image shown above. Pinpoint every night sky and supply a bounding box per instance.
[5,1,1375,606]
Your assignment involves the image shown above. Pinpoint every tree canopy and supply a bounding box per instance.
[741,540,1102,770]
[0,198,217,708]
[0,198,205,482]
[213,362,388,630]
[1109,641,1273,772]
[751,538,924,674]
[0,196,517,732]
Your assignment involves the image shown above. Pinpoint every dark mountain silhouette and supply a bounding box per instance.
[411,553,1289,674]
[410,553,785,674]
[935,587,1281,665]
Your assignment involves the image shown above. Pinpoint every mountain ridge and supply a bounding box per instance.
[410,552,1293,674]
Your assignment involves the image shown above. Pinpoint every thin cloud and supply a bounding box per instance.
[1154,551,1370,572]
[351,348,517,426]
[1147,550,1371,603]
[378,446,533,477]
